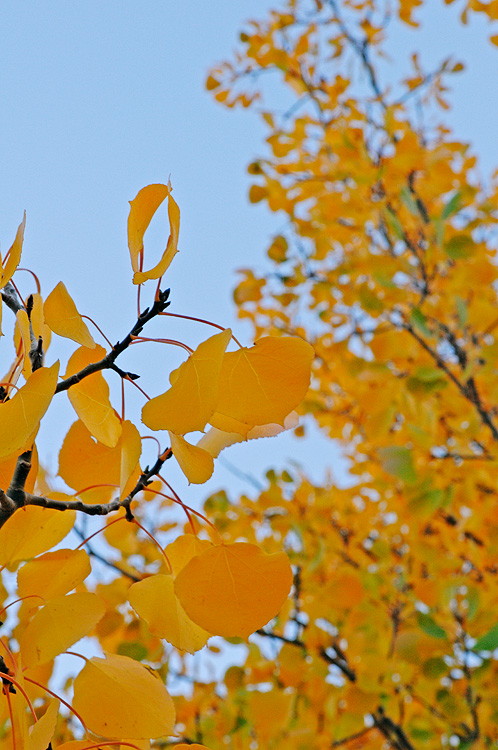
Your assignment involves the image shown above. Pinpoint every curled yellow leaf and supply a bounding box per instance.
[0,362,59,459]
[168,432,214,484]
[142,329,232,434]
[128,183,180,284]
[1,212,26,288]
[44,282,96,348]
[174,542,293,638]
[72,653,175,738]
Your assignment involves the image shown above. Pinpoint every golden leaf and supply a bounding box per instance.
[27,698,59,750]
[174,542,293,638]
[164,534,212,576]
[0,212,26,288]
[17,549,91,603]
[168,432,214,484]
[0,506,76,567]
[44,282,96,348]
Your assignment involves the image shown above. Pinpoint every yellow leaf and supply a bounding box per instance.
[15,309,32,378]
[168,432,214,484]
[214,336,313,435]
[0,506,76,566]
[174,542,293,638]
[129,574,210,653]
[175,746,212,750]
[65,346,122,447]
[44,282,96,348]
[28,698,59,750]
[128,183,180,284]
[164,534,212,576]
[198,411,299,457]
[1,212,26,288]
[17,549,91,603]
[0,362,59,458]
[142,329,232,434]
[20,592,105,667]
[72,653,175,738]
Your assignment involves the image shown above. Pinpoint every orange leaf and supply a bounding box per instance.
[168,432,214,484]
[0,362,59,459]
[129,574,210,653]
[174,543,293,638]
[44,282,96,348]
[1,212,26,288]
[214,336,313,435]
[0,506,76,567]
[65,346,121,447]
[142,329,232,434]
[72,653,175,738]
[20,592,105,667]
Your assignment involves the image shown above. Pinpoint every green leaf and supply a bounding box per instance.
[400,186,419,216]
[410,308,432,337]
[422,656,447,678]
[378,446,417,483]
[455,296,468,327]
[445,234,475,260]
[416,612,447,640]
[474,623,498,652]
[441,191,462,219]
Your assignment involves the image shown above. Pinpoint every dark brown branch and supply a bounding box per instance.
[55,288,170,394]
[372,707,416,750]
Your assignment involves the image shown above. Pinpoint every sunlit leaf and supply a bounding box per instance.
[72,653,175,738]
[213,336,313,435]
[44,282,96,348]
[17,549,91,603]
[0,362,59,459]
[120,419,142,498]
[168,432,214,484]
[198,411,299,457]
[0,506,76,566]
[174,542,293,638]
[129,574,210,653]
[65,346,122,447]
[142,329,232,434]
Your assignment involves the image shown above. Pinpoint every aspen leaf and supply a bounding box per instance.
[59,419,120,502]
[174,542,293,638]
[129,574,210,653]
[142,329,232,434]
[0,506,76,566]
[168,432,214,484]
[15,308,32,377]
[17,549,91,603]
[20,592,105,667]
[164,534,213,576]
[128,184,169,272]
[0,362,59,459]
[44,282,96,348]
[214,336,313,434]
[0,212,26,288]
[72,653,175,738]
[120,419,142,498]
[65,345,122,447]
[28,698,59,750]
[129,183,180,284]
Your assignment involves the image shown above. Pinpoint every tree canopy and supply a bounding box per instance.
[2,1,498,750]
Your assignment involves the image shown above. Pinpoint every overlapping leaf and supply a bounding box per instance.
[20,592,105,667]
[164,534,212,576]
[72,653,175,738]
[174,542,293,638]
[0,506,76,567]
[17,549,91,603]
[27,698,59,750]
[142,329,232,434]
[44,282,96,348]
[129,574,210,653]
[168,432,214,484]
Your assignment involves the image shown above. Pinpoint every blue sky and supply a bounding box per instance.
[0,1,497,510]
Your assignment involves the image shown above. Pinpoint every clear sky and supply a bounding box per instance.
[0,1,497,511]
